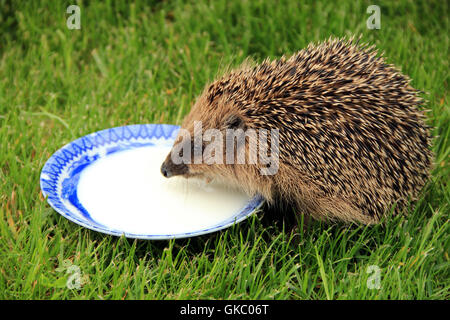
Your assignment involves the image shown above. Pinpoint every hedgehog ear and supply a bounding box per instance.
[225,114,246,130]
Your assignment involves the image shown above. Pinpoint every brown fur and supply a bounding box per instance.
[162,37,433,224]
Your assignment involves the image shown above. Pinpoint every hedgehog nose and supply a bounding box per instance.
[160,162,172,178]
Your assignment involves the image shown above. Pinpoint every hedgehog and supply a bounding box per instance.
[160,37,433,225]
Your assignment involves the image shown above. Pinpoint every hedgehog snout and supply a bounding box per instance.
[160,154,188,178]
[160,162,171,178]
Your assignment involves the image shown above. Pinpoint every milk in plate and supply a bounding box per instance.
[76,145,251,235]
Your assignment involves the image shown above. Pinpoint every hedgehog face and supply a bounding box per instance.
[161,94,251,182]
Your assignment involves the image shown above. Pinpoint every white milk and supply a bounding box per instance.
[76,145,251,235]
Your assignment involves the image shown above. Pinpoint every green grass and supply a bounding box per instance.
[0,0,448,299]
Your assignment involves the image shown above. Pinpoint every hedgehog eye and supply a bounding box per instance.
[225,114,246,130]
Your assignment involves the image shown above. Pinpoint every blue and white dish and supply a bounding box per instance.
[40,124,264,240]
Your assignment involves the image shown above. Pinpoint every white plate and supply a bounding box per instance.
[40,124,264,239]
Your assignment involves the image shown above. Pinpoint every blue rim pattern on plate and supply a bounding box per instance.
[40,124,264,240]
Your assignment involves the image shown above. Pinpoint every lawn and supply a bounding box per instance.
[0,0,448,299]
